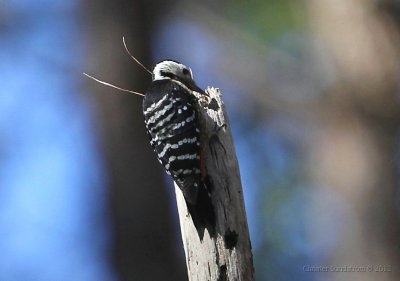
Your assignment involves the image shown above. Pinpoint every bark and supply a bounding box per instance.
[175,88,255,281]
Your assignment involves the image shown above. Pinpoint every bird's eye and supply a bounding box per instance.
[182,68,190,76]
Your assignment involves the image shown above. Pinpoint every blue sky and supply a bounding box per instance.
[0,1,115,280]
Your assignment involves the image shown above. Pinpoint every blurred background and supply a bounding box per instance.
[1,0,400,280]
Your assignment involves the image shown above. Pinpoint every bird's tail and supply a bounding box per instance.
[186,180,216,240]
[178,177,216,239]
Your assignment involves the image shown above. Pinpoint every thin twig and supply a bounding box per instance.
[83,73,144,97]
[122,36,152,75]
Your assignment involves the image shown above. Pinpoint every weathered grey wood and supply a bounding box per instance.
[174,88,255,281]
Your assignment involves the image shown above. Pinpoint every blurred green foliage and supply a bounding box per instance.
[227,0,307,41]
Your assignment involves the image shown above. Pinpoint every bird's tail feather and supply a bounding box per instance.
[185,180,216,239]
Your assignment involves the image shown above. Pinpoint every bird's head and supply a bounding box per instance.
[152,60,194,84]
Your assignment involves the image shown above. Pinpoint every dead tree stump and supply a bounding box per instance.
[174,87,255,281]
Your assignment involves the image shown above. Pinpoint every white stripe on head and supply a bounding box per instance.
[152,60,193,81]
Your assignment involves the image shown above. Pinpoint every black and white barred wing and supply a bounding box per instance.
[143,81,202,203]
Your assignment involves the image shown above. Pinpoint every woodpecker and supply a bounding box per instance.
[143,60,215,235]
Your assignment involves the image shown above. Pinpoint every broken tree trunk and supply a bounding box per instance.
[174,87,255,281]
